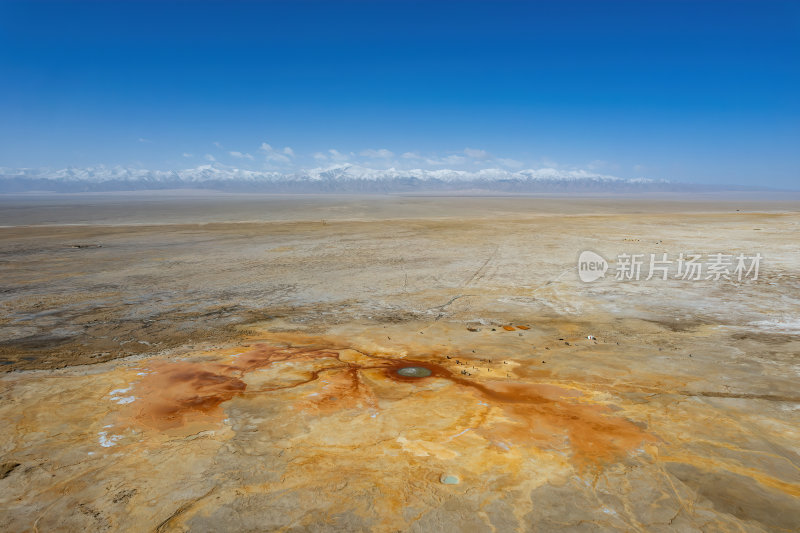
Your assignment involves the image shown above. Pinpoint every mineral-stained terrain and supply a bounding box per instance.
[1,194,799,531]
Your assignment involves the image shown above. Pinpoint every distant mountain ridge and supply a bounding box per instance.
[0,164,740,193]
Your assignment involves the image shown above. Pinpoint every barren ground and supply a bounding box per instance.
[1,194,799,532]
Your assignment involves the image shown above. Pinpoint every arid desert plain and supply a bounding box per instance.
[1,193,799,532]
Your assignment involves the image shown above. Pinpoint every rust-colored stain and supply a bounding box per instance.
[477,381,653,469]
[124,342,652,467]
[502,325,516,331]
[293,365,378,415]
[516,325,530,330]
[383,360,653,468]
[130,364,246,429]
[128,345,340,429]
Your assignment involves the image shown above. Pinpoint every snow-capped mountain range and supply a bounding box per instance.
[0,164,714,193]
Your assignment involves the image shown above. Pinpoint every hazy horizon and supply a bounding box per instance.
[1,162,797,194]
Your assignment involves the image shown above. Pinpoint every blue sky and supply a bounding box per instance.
[1,0,798,187]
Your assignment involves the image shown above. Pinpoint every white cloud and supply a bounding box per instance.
[259,143,293,163]
[398,152,470,166]
[328,149,348,161]
[441,154,466,165]
[266,152,291,164]
[463,147,489,159]
[397,150,483,167]
[138,138,152,144]
[131,142,621,179]
[213,141,223,149]
[497,158,523,168]
[360,148,394,158]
